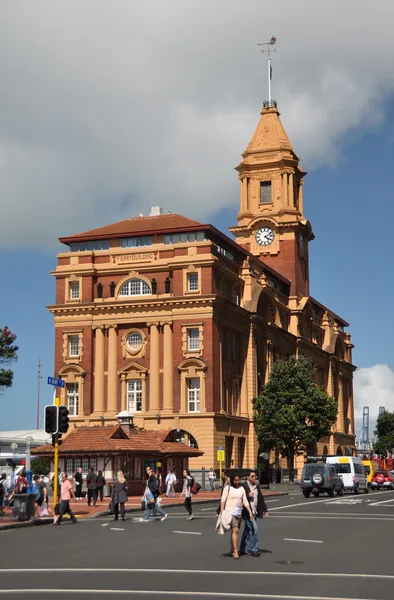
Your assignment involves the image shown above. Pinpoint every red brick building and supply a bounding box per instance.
[49,104,356,471]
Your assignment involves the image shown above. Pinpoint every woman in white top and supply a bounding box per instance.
[220,474,252,559]
[208,468,216,492]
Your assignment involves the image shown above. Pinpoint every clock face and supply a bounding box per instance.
[255,227,275,246]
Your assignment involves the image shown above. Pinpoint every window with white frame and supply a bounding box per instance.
[231,285,239,306]
[187,328,200,352]
[232,384,239,415]
[67,383,79,416]
[119,278,151,297]
[187,272,199,292]
[127,379,142,412]
[187,377,200,413]
[121,236,152,248]
[68,335,80,357]
[127,331,143,352]
[69,281,80,300]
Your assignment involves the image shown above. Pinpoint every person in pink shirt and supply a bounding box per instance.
[54,473,78,526]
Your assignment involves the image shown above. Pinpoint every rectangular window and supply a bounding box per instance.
[164,232,206,245]
[187,377,200,413]
[81,458,89,476]
[67,383,79,416]
[221,379,227,412]
[66,458,73,476]
[69,335,80,357]
[187,272,199,292]
[260,181,272,204]
[232,384,239,415]
[232,332,240,361]
[231,286,239,306]
[127,380,142,412]
[69,281,80,300]
[70,240,109,252]
[216,245,234,261]
[121,236,152,248]
[187,328,200,351]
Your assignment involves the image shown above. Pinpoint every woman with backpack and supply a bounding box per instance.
[180,469,195,521]
[111,471,128,521]
[15,470,28,493]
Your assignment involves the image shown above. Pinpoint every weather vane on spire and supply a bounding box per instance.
[257,36,277,107]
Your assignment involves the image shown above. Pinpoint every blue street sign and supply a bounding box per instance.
[47,376,65,388]
[217,446,224,450]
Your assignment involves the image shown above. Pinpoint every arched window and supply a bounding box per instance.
[119,278,151,297]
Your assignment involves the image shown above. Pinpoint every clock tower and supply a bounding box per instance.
[229,103,314,297]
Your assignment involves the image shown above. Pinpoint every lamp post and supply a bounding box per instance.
[10,442,18,487]
[25,436,33,472]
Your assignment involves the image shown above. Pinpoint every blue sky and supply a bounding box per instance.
[2,1,394,435]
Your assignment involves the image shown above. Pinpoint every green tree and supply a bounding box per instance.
[253,356,337,481]
[31,456,50,476]
[374,411,394,456]
[0,326,18,392]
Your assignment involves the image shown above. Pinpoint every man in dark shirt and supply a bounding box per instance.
[74,467,83,500]
[86,468,98,506]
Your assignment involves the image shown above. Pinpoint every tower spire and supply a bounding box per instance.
[257,36,277,107]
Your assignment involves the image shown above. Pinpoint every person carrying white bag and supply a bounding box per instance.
[216,474,252,559]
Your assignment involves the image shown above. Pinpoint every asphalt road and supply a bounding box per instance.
[2,487,394,600]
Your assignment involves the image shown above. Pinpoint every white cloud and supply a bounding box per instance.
[354,365,394,440]
[1,0,394,249]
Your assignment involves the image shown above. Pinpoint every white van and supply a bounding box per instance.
[326,456,368,494]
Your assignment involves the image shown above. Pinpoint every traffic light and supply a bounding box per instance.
[44,405,58,434]
[58,405,70,434]
[52,434,63,447]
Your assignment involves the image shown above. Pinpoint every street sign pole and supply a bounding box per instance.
[53,396,60,505]
[217,447,225,482]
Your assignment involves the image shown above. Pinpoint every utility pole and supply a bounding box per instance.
[36,358,43,430]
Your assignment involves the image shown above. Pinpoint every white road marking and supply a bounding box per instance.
[326,499,363,505]
[269,488,394,512]
[284,538,323,543]
[369,498,394,506]
[200,507,217,511]
[270,515,394,521]
[0,590,375,599]
[2,568,394,581]
[101,524,109,527]
[172,531,202,535]
[110,528,125,531]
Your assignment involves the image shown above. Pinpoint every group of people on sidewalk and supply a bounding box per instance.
[73,467,106,506]
[217,470,268,559]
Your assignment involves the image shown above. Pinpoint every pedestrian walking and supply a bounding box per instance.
[53,473,78,526]
[35,475,53,518]
[0,473,7,515]
[86,467,98,506]
[142,467,167,522]
[111,471,128,521]
[219,473,252,559]
[208,468,216,492]
[96,470,106,503]
[15,469,28,493]
[74,467,83,501]
[180,469,195,520]
[165,469,176,497]
[240,470,268,557]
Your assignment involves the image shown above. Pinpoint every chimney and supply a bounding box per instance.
[149,206,165,216]
[116,410,136,436]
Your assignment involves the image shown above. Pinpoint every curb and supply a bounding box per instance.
[0,491,288,530]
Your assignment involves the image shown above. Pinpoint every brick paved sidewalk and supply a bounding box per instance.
[0,488,287,530]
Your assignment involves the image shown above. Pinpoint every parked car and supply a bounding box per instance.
[301,463,344,498]
[326,456,369,494]
[362,459,379,489]
[371,470,394,490]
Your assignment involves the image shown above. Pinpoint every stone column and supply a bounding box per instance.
[289,172,294,206]
[337,372,344,433]
[162,322,173,412]
[107,325,118,415]
[149,322,160,412]
[93,325,105,414]
[245,322,257,413]
[298,180,304,214]
[282,173,288,206]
